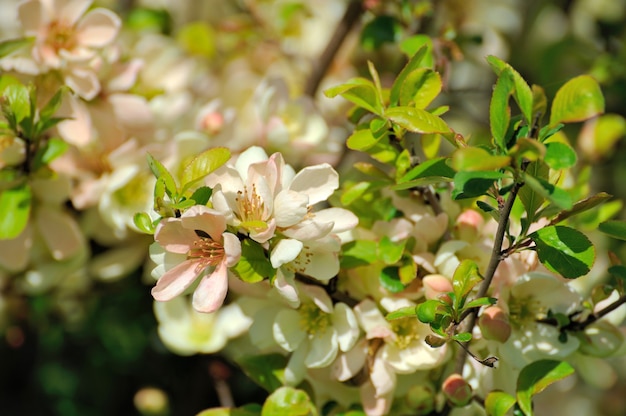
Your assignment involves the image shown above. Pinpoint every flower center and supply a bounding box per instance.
[298,302,332,336]
[235,184,266,228]
[508,295,546,328]
[45,20,77,52]
[188,235,225,269]
[390,317,421,349]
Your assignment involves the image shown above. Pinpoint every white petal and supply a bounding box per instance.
[273,268,301,308]
[281,218,334,241]
[302,285,333,313]
[305,329,338,368]
[284,343,308,386]
[332,339,367,381]
[214,301,253,338]
[64,67,101,100]
[236,146,268,181]
[273,190,308,227]
[333,302,360,352]
[56,92,92,146]
[289,163,338,205]
[313,208,358,233]
[300,249,339,282]
[354,299,391,336]
[60,0,92,26]
[273,308,306,351]
[370,350,396,396]
[17,0,43,35]
[222,232,242,267]
[270,239,303,268]
[36,207,84,260]
[76,8,121,48]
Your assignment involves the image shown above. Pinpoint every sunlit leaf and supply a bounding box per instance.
[399,68,441,108]
[530,225,595,279]
[378,235,406,265]
[133,212,156,235]
[522,172,572,210]
[549,192,612,225]
[485,391,516,416]
[397,157,454,183]
[416,299,445,324]
[451,147,511,172]
[490,68,515,150]
[550,75,604,125]
[385,306,418,321]
[487,56,534,125]
[544,142,577,170]
[385,106,450,134]
[181,147,230,192]
[238,354,286,393]
[325,78,384,115]
[3,83,31,126]
[261,386,317,416]
[380,266,405,293]
[452,260,482,308]
[232,239,274,283]
[147,153,177,198]
[452,171,506,200]
[516,360,574,416]
[0,184,31,239]
[392,46,430,108]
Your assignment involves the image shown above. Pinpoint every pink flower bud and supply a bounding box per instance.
[200,111,224,135]
[455,210,484,241]
[478,306,511,343]
[422,274,453,300]
[442,373,473,407]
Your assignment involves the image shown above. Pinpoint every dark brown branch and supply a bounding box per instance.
[304,1,365,97]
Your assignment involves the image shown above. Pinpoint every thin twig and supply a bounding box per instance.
[304,1,365,97]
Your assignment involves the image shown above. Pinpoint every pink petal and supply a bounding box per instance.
[180,205,226,241]
[76,8,121,48]
[60,0,92,26]
[56,92,92,146]
[152,259,202,301]
[64,67,101,100]
[192,261,229,313]
[222,232,241,267]
[155,218,197,254]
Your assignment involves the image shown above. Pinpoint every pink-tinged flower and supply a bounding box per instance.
[10,0,121,99]
[151,205,241,313]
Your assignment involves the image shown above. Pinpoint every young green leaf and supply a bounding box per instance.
[385,106,451,134]
[238,353,287,393]
[39,86,67,122]
[324,78,384,115]
[518,161,548,222]
[452,171,506,200]
[530,225,595,279]
[398,68,442,109]
[452,332,472,343]
[181,147,230,193]
[340,240,378,268]
[378,235,406,265]
[385,306,418,321]
[32,137,69,170]
[147,153,178,198]
[487,56,534,125]
[0,184,31,239]
[390,45,429,106]
[490,68,515,150]
[416,299,445,324]
[464,297,497,310]
[0,37,33,58]
[189,186,213,206]
[516,360,574,416]
[451,147,511,172]
[522,172,572,210]
[133,212,156,234]
[544,142,577,170]
[550,75,604,125]
[3,83,31,127]
[485,391,517,416]
[598,220,626,241]
[261,386,317,416]
[549,192,612,225]
[397,157,455,184]
[380,266,405,293]
[232,239,275,283]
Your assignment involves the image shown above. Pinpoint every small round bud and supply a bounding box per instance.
[405,384,436,414]
[134,387,169,416]
[442,373,473,407]
[422,274,453,300]
[478,306,511,343]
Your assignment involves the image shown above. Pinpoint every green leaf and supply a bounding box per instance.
[464,297,497,310]
[538,123,564,142]
[452,260,482,308]
[453,332,472,342]
[451,147,511,172]
[147,153,178,198]
[490,68,515,150]
[261,386,317,416]
[544,142,577,170]
[395,149,412,180]
[0,37,32,58]
[189,186,213,205]
[399,68,442,108]
[132,212,156,234]
[390,46,429,106]
[0,184,31,239]
[177,22,216,58]
[196,406,261,416]
[518,161,548,221]
[487,56,534,125]
[232,239,274,283]
[416,299,445,324]
[530,225,595,279]
[582,114,626,158]
[385,306,418,321]
[238,354,287,393]
[324,78,384,115]
[31,137,69,171]
[378,236,406,265]
[385,106,450,134]
[39,86,66,122]
[3,83,31,126]
[598,220,626,241]
[522,172,572,210]
[452,171,506,200]
[485,391,516,416]
[360,15,400,51]
[397,157,454,183]
[340,181,371,206]
[380,266,405,293]
[399,35,434,66]
[550,75,604,125]
[516,360,574,416]
[549,192,612,225]
[340,240,378,268]
[181,147,231,193]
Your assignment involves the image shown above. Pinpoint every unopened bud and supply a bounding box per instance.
[478,306,511,343]
[422,274,453,300]
[199,111,224,135]
[134,387,169,416]
[405,384,436,414]
[455,210,484,242]
[442,373,473,407]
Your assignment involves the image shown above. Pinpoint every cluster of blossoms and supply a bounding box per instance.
[1,1,626,415]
